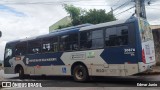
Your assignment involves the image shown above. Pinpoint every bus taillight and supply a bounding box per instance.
[142,49,146,63]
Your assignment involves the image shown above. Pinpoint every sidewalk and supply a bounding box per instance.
[151,65,160,73]
[0,76,4,88]
[0,67,4,81]
[141,65,160,75]
[0,69,4,88]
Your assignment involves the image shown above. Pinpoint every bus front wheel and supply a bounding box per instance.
[18,67,25,79]
[73,65,89,82]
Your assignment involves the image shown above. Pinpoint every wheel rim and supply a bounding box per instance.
[19,68,23,76]
[75,68,84,80]
[19,69,22,75]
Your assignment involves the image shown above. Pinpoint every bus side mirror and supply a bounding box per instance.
[0,31,2,37]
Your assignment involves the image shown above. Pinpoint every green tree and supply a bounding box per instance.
[58,23,72,29]
[80,9,116,24]
[64,4,81,25]
[59,4,116,28]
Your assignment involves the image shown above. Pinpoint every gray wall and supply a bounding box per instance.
[152,29,160,64]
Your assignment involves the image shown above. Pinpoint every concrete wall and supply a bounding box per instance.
[152,29,160,64]
[49,16,71,32]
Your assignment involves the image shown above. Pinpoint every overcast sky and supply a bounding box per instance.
[0,0,160,60]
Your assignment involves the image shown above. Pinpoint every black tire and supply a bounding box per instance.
[73,65,89,82]
[18,67,25,79]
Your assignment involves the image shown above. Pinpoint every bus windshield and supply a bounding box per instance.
[139,19,153,42]
[5,48,12,59]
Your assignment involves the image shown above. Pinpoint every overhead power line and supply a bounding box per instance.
[0,1,83,5]
[112,0,132,12]
[0,0,110,5]
[115,6,135,16]
[112,0,121,7]
[72,4,117,6]
[0,2,62,5]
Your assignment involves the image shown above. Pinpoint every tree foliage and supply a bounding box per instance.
[59,4,116,28]
[58,23,72,29]
[64,4,82,25]
[80,9,116,24]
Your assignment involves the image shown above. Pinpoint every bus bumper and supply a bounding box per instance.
[138,62,156,73]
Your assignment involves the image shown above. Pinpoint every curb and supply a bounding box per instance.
[0,82,2,88]
[137,71,160,75]
[142,72,160,75]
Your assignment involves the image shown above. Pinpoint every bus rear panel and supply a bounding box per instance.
[137,18,156,73]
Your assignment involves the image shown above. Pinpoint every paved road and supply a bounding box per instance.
[1,70,160,90]
[1,87,160,90]
[0,70,18,79]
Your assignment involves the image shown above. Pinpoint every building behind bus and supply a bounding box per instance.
[151,25,160,65]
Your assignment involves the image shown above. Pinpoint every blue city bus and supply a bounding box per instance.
[4,16,156,81]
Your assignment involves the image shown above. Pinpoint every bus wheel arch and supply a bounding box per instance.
[14,64,25,79]
[71,62,89,82]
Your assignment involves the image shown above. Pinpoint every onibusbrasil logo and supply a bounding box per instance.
[1,82,42,88]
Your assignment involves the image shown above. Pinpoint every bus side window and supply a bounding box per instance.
[128,23,136,45]
[105,26,128,47]
[68,33,78,51]
[15,42,27,56]
[42,37,53,53]
[91,30,104,48]
[59,35,69,51]
[52,37,58,52]
[116,26,128,45]
[80,29,104,50]
[28,39,41,54]
[105,27,117,46]
[60,33,78,51]
[80,31,92,49]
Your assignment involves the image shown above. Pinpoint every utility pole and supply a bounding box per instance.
[135,0,147,19]
[108,7,113,15]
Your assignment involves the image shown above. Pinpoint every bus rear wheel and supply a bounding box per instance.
[73,65,89,82]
